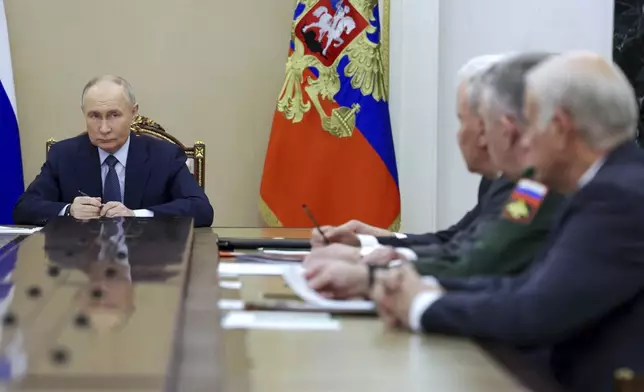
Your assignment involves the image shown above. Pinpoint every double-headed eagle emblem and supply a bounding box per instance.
[277,0,387,138]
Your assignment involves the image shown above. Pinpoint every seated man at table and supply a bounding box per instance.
[12,75,214,227]
[371,52,644,392]
[311,54,516,260]
[303,52,565,297]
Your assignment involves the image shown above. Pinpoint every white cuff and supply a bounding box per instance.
[357,234,380,248]
[360,245,384,256]
[133,209,154,217]
[408,290,443,332]
[421,276,439,286]
[393,232,407,239]
[395,247,417,261]
[58,204,70,216]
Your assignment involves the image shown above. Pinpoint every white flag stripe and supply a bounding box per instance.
[0,0,16,115]
[517,179,548,196]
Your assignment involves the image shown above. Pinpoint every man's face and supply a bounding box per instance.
[521,90,566,186]
[82,81,137,153]
[481,95,525,179]
[456,83,488,173]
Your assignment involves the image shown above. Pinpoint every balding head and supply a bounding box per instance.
[526,51,638,149]
[81,75,139,153]
[81,75,136,108]
[522,51,638,191]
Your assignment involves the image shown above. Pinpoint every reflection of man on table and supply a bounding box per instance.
[78,217,135,330]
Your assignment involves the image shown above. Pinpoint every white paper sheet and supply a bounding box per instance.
[218,299,245,310]
[221,310,340,330]
[219,280,242,290]
[0,226,42,235]
[262,249,310,256]
[281,265,376,312]
[218,262,288,277]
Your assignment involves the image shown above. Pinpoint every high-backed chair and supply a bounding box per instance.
[46,115,205,189]
[614,368,644,392]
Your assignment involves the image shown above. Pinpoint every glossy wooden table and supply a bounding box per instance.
[212,227,533,392]
[0,223,554,391]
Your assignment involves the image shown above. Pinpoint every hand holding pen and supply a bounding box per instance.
[69,190,103,219]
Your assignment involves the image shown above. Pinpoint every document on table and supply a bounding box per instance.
[218,262,288,277]
[221,310,340,330]
[0,226,42,235]
[281,265,376,312]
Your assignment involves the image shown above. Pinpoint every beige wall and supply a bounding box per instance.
[5,0,295,226]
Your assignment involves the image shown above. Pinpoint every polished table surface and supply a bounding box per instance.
[0,222,555,391]
[212,227,536,392]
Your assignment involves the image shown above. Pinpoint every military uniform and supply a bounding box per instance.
[413,169,565,278]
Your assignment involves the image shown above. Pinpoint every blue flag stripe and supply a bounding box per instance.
[0,81,23,224]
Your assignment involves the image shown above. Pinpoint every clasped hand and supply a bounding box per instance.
[70,196,134,219]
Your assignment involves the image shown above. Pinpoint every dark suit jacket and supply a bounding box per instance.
[420,142,644,392]
[377,176,514,263]
[13,133,214,227]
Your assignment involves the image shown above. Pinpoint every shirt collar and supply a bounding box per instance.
[578,156,606,188]
[98,135,130,167]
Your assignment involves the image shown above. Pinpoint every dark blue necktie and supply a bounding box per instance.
[103,155,122,203]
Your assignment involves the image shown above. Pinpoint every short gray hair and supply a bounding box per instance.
[81,75,137,107]
[456,53,513,112]
[478,52,554,126]
[526,52,638,149]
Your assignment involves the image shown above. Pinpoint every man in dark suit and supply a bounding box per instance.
[12,75,214,227]
[371,52,644,392]
[310,54,514,256]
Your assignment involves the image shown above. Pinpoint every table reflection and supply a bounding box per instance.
[42,217,190,331]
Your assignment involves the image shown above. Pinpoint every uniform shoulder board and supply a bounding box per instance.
[502,178,549,224]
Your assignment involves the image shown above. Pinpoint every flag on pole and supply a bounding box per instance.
[260,0,400,229]
[0,0,23,224]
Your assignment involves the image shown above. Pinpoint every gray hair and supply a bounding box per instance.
[526,52,638,149]
[456,53,513,112]
[478,52,554,126]
[81,75,137,107]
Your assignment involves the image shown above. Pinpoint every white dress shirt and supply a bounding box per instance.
[406,157,607,332]
[59,136,153,217]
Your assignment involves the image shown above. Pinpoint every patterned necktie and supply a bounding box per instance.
[103,155,122,203]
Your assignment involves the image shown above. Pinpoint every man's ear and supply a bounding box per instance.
[501,115,521,146]
[551,108,576,148]
[473,117,486,147]
[132,103,139,117]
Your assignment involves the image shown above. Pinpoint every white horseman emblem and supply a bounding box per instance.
[302,1,357,57]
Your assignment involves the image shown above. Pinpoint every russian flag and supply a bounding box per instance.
[259,0,400,230]
[0,0,23,225]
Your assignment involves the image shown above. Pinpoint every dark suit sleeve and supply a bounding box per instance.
[377,178,491,247]
[12,145,67,225]
[420,189,644,346]
[146,148,214,227]
[413,192,564,278]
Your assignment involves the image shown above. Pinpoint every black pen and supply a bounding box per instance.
[78,190,104,207]
[301,204,330,245]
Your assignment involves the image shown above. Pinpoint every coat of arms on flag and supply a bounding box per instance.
[260,0,400,230]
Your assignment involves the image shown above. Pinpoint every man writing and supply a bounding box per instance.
[13,75,214,227]
[311,54,516,262]
[371,52,644,392]
[303,52,565,297]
